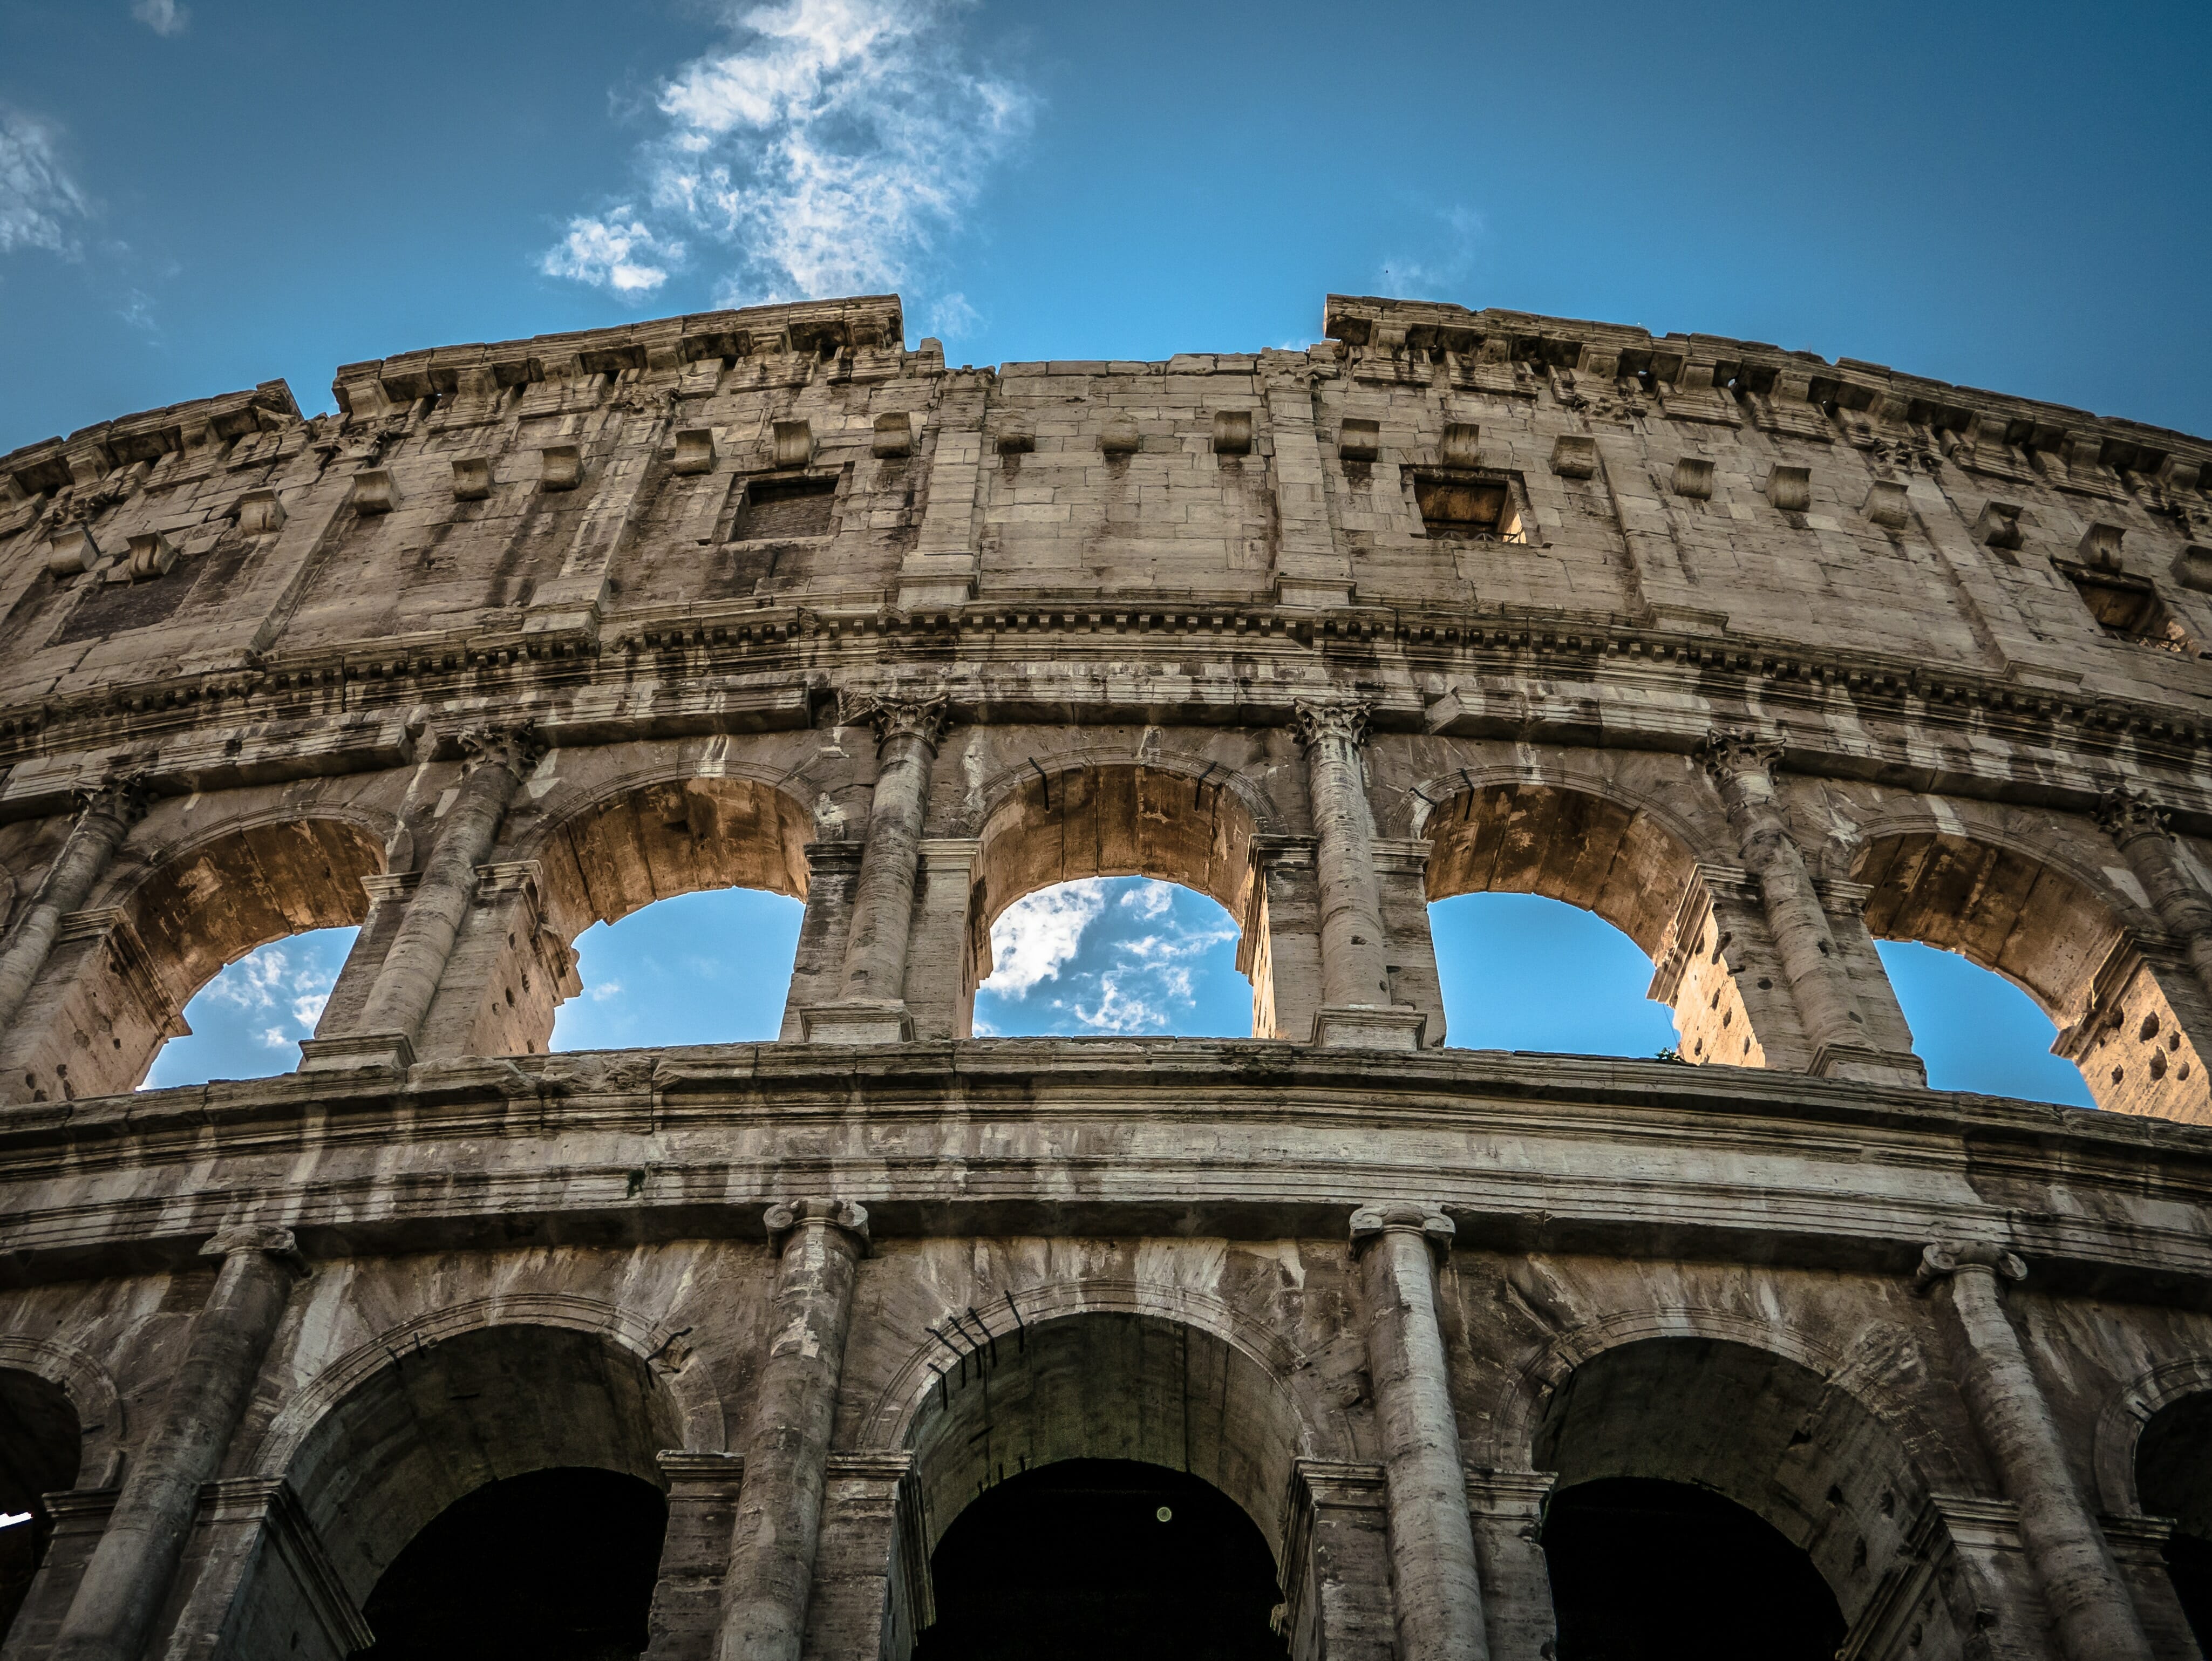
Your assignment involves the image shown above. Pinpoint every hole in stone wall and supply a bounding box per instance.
[1411,471,1526,542]
[913,1459,1285,1661]
[2136,1392,2212,1651]
[2060,565,2195,653]
[142,925,360,1089]
[971,877,1245,1037]
[732,474,835,541]
[551,887,801,1050]
[354,1466,667,1661]
[1874,941,2095,1107]
[0,1370,79,1648]
[1428,894,1677,1057]
[1542,1476,1846,1660]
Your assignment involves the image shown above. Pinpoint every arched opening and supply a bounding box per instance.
[355,1467,667,1661]
[1423,781,1801,1068]
[2137,1391,2212,1649]
[142,925,360,1086]
[0,1368,79,1644]
[455,775,813,1057]
[251,1323,685,1661]
[914,1458,1284,1661]
[1875,939,2095,1106]
[1855,831,2208,1118]
[972,877,1245,1036]
[5,816,383,1101]
[1542,1477,1844,1659]
[1429,894,1678,1057]
[964,764,1260,1038]
[1532,1335,1964,1658]
[901,1311,1311,1658]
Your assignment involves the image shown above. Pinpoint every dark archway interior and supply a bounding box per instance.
[1542,1478,1846,1660]
[2138,1392,2212,1648]
[355,1467,666,1661]
[0,1369,79,1645]
[914,1459,1286,1661]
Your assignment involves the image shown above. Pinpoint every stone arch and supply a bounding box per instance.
[4,809,387,1101]
[1414,761,1808,1068]
[1507,1315,1970,1650]
[2094,1353,2212,1518]
[1847,814,2205,1115]
[252,1316,693,1621]
[0,1333,125,1489]
[959,751,1271,1034]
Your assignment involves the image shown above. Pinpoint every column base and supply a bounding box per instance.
[296,1032,416,1074]
[1809,1041,1925,1087]
[1311,1005,1427,1051]
[798,1001,917,1045]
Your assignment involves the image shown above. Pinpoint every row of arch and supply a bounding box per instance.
[4,1285,2210,1658]
[1,743,2195,1114]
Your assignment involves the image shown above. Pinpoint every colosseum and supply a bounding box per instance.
[1,289,2210,1660]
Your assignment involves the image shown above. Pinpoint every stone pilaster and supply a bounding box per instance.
[798,1453,916,1661]
[2099,784,2212,1014]
[1296,702,1423,1051]
[719,1201,869,1661]
[799,696,947,1044]
[1282,1460,1396,1661]
[49,1227,308,1661]
[301,723,544,1072]
[896,375,988,609]
[1371,839,1446,1048]
[1262,356,1353,609]
[779,843,864,1041]
[1350,1203,1488,1661]
[0,1490,114,1661]
[645,1453,747,1661]
[156,1479,366,1661]
[1700,730,1922,1085]
[0,776,146,1036]
[1915,1243,2155,1661]
[1238,835,1322,1042]
[1463,1470,1556,1661]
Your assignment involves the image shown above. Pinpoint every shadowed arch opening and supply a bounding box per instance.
[455,774,814,1057]
[2136,1391,2212,1649]
[0,1368,79,1645]
[1856,832,2208,1118]
[898,1312,1307,1658]
[1532,1336,1965,1657]
[237,1323,684,1661]
[10,816,383,1100]
[1423,781,1798,1069]
[965,764,1260,1037]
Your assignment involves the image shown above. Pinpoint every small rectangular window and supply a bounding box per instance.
[1412,472,1525,543]
[734,475,835,541]
[2063,566,2194,655]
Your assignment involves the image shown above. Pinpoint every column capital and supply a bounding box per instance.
[457,720,547,779]
[2097,781,2173,845]
[1914,1240,2026,1293]
[71,772,150,829]
[200,1223,308,1275]
[765,1198,871,1253]
[840,690,950,754]
[1291,697,1372,749]
[1349,1201,1454,1259]
[1698,726,1784,781]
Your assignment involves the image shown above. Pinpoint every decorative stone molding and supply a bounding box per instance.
[1099,413,1140,455]
[772,420,815,468]
[1914,1240,2027,1292]
[457,720,548,779]
[1863,480,1911,528]
[349,468,399,514]
[765,1196,871,1253]
[233,489,286,535]
[1290,697,1371,749]
[1973,500,2024,549]
[1212,411,1254,456]
[839,691,950,753]
[1671,457,1714,499]
[671,427,718,474]
[1549,433,1597,478]
[1337,419,1380,464]
[870,413,913,459]
[539,444,583,492]
[450,456,493,500]
[1767,465,1813,513]
[201,1222,308,1274]
[1349,1200,1454,1261]
[1698,726,1783,780]
[2097,782,2171,842]
[1438,421,1481,469]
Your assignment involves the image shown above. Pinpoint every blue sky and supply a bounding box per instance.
[12,0,2194,1104]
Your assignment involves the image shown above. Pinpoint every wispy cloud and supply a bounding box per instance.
[979,876,1240,1036]
[0,107,90,257]
[543,0,1032,330]
[131,0,189,36]
[987,879,1107,996]
[206,943,342,1044]
[1377,204,1486,301]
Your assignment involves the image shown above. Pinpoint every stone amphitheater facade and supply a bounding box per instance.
[2,291,2212,1659]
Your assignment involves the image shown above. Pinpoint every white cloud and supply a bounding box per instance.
[0,108,89,257]
[208,948,291,1011]
[586,980,625,1003]
[1378,204,1487,300]
[258,1025,290,1050]
[987,879,1107,997]
[131,0,189,36]
[290,991,330,1029]
[1120,880,1174,920]
[547,0,1031,312]
[541,211,679,295]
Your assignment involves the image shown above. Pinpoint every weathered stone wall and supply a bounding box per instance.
[3,292,2212,1660]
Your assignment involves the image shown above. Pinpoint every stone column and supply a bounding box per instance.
[801,697,947,1044]
[1915,1243,2155,1661]
[300,723,542,1071]
[2099,784,2212,1010]
[0,777,145,1036]
[1700,730,1920,1085]
[1295,702,1423,1050]
[49,1226,307,1661]
[719,1200,869,1661]
[1350,1203,1488,1661]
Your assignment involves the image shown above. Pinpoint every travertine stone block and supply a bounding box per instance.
[1671,457,1714,499]
[1548,434,1596,478]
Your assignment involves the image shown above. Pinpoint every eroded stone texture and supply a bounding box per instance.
[4,293,2212,1659]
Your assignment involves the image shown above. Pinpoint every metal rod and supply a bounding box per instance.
[968,1305,998,1365]
[1003,1290,1027,1350]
